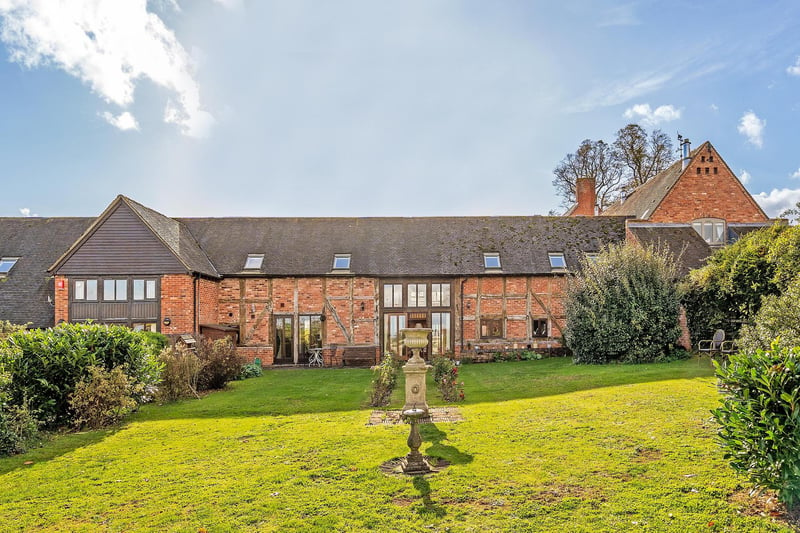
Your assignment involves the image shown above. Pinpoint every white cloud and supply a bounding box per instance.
[0,0,213,137]
[623,103,681,126]
[787,56,800,76]
[753,188,800,217]
[791,168,800,179]
[739,169,751,184]
[101,111,139,131]
[737,111,765,148]
[18,207,38,217]
[709,103,719,112]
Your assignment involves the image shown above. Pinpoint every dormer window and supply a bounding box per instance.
[483,252,501,269]
[0,257,19,276]
[549,253,567,270]
[692,218,726,244]
[244,254,264,270]
[333,254,351,270]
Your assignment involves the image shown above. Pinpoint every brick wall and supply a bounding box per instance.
[54,275,69,324]
[460,274,567,352]
[160,274,195,335]
[197,278,219,326]
[222,276,379,364]
[652,144,768,224]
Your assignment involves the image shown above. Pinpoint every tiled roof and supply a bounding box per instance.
[0,217,94,328]
[627,224,711,277]
[602,143,711,219]
[180,215,629,276]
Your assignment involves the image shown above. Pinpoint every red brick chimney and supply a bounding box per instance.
[573,177,597,216]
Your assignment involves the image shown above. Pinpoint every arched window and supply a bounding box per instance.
[692,218,726,244]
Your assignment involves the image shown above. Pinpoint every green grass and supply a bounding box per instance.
[0,357,793,532]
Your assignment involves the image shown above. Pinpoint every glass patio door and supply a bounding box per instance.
[275,316,293,364]
[384,313,406,357]
[299,315,323,362]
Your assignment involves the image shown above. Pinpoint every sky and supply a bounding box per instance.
[1,0,800,219]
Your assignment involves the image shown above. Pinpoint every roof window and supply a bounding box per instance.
[0,257,19,276]
[483,252,501,269]
[333,254,351,270]
[244,254,264,270]
[585,252,600,263]
[548,253,567,270]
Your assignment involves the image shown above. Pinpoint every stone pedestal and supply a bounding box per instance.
[401,327,432,415]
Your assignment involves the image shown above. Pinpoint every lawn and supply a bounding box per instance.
[0,357,793,532]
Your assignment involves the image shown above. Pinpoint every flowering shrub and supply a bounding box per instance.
[432,356,464,402]
[369,352,398,407]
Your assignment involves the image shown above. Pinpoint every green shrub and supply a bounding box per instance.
[0,323,162,427]
[0,320,27,338]
[138,331,169,355]
[0,400,42,457]
[431,356,464,402]
[157,345,205,402]
[368,352,398,407]
[739,277,800,353]
[239,362,263,379]
[564,243,682,364]
[681,224,787,344]
[69,366,140,429]
[712,343,800,510]
[196,338,245,391]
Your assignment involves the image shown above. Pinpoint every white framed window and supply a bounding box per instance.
[431,283,451,307]
[244,254,264,270]
[408,283,426,307]
[333,254,351,270]
[548,252,567,270]
[0,257,19,276]
[133,279,157,300]
[483,252,501,269]
[383,284,403,308]
[585,252,599,263]
[103,279,128,301]
[73,279,98,301]
[692,218,726,244]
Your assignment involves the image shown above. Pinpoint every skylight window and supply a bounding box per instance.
[585,252,599,263]
[548,253,567,270]
[333,254,351,270]
[244,254,264,270]
[0,257,19,276]
[483,253,501,269]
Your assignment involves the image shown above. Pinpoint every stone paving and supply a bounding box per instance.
[366,406,464,426]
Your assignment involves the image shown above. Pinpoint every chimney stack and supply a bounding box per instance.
[573,176,597,216]
[680,136,691,170]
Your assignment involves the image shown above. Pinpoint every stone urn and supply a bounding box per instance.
[401,326,432,415]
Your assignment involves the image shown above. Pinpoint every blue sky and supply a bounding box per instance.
[1,0,800,218]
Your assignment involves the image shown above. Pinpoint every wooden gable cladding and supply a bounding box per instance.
[56,202,186,275]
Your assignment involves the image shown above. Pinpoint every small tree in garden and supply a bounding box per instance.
[713,343,800,511]
[564,243,683,364]
[738,277,800,353]
[368,352,398,407]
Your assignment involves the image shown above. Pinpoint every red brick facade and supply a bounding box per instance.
[650,144,767,224]
[54,275,69,324]
[160,274,195,335]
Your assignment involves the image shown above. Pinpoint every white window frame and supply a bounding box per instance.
[483,252,501,269]
[333,254,351,270]
[244,254,264,270]
[548,252,567,270]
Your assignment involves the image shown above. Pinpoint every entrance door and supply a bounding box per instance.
[274,316,293,364]
[299,315,323,363]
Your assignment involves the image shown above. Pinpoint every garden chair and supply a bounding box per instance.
[697,329,726,356]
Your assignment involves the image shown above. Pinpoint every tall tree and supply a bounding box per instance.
[552,139,624,211]
[613,124,675,193]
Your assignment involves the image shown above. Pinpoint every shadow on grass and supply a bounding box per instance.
[0,427,118,476]
[421,423,473,465]
[413,476,447,518]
